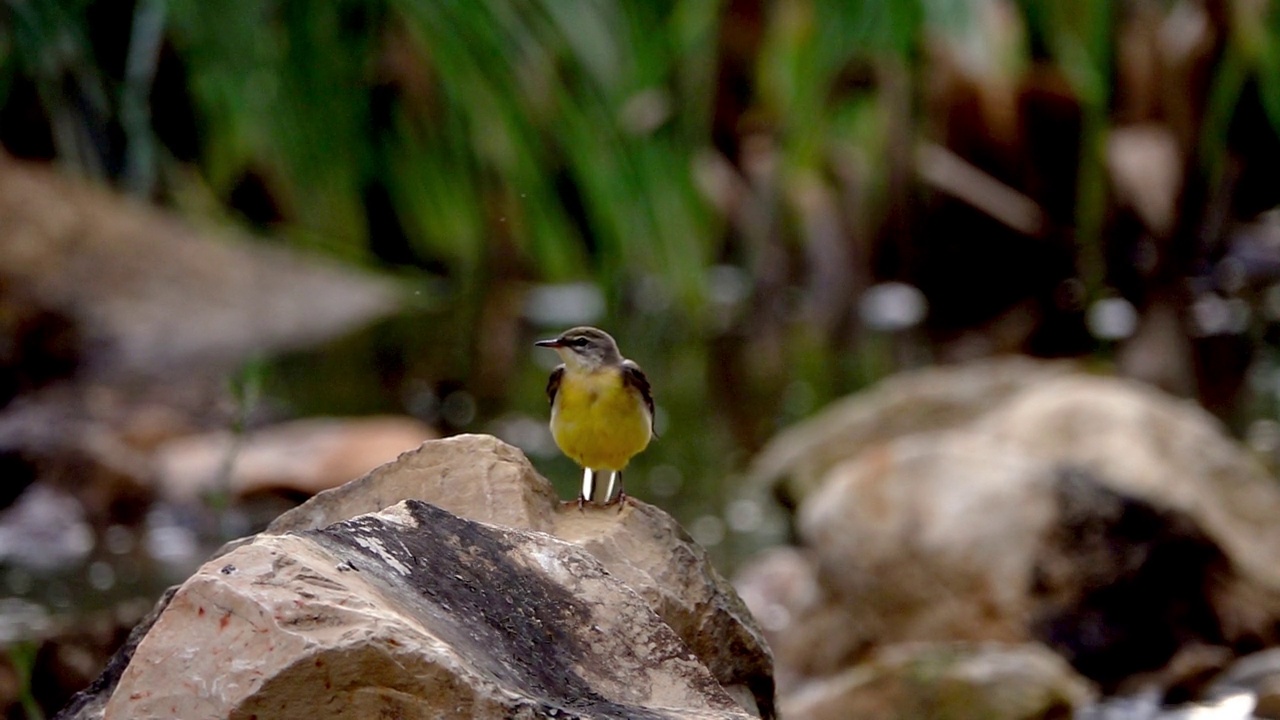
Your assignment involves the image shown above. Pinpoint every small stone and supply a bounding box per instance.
[154,416,437,502]
[781,642,1094,720]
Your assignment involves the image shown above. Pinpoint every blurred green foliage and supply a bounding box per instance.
[4,0,1279,303]
[9,640,43,720]
[166,0,729,306]
[4,0,1280,421]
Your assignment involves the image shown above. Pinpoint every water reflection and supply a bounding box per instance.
[726,497,765,534]
[1088,297,1139,341]
[488,415,556,459]
[689,514,726,548]
[88,561,116,592]
[0,598,50,644]
[103,525,136,555]
[1191,294,1250,336]
[859,282,927,331]
[522,282,606,327]
[143,507,200,566]
[646,465,683,499]
[0,497,234,645]
[440,390,478,428]
[0,485,94,572]
[1080,688,1257,720]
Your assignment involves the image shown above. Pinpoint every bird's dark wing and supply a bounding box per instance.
[546,365,565,405]
[621,360,656,437]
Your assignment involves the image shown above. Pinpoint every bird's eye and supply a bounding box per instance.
[568,337,589,347]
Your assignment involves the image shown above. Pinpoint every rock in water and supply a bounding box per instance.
[245,433,774,716]
[738,359,1280,710]
[744,356,1076,504]
[99,501,752,719]
[57,435,774,719]
[153,415,438,501]
[0,154,398,376]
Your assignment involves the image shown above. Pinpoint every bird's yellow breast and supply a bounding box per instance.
[550,368,651,471]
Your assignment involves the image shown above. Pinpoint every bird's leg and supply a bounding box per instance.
[579,467,596,510]
[604,470,628,510]
[602,470,618,505]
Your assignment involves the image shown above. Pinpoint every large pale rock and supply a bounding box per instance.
[252,433,563,534]
[741,360,1280,699]
[59,434,774,719]
[975,374,1280,595]
[745,356,1075,502]
[247,433,773,716]
[101,500,753,719]
[799,431,1053,647]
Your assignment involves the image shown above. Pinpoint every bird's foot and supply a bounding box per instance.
[607,489,630,512]
[559,497,590,511]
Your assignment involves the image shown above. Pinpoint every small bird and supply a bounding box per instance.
[535,327,655,508]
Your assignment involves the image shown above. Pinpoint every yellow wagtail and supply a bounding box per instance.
[535,327,654,508]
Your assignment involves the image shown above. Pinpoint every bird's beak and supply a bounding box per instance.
[534,337,563,349]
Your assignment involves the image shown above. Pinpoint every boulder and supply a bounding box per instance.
[98,500,754,720]
[253,434,773,716]
[796,431,1051,660]
[745,356,1075,503]
[975,374,1280,598]
[249,433,560,534]
[739,360,1280,699]
[58,434,774,719]
[0,153,402,534]
[552,501,772,716]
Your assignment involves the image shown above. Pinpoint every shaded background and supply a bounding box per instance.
[3,0,1280,716]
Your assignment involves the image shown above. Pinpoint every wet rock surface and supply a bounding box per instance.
[56,435,774,719]
[739,359,1280,717]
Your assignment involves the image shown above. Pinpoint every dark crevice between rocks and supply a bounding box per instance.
[307,500,683,720]
[1030,467,1232,692]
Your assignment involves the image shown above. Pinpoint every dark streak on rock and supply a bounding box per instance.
[308,500,672,720]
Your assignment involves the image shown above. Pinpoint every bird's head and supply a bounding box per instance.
[534,326,623,371]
